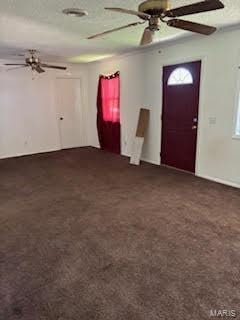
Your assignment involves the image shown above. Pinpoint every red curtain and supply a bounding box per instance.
[97,71,121,154]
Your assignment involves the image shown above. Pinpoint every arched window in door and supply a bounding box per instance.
[168,67,193,86]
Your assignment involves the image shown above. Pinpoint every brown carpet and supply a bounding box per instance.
[1,147,240,320]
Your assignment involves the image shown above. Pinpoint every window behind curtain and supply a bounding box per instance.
[101,74,120,123]
[97,72,121,154]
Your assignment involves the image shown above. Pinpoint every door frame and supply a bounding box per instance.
[160,55,206,176]
[55,77,84,150]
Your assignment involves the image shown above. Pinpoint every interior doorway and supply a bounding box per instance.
[56,78,82,150]
[161,61,201,173]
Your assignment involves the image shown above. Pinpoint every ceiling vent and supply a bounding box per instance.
[62,8,88,17]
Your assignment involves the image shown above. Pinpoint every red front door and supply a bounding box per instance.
[161,61,201,173]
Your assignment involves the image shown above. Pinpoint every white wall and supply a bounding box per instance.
[87,28,240,187]
[0,64,89,159]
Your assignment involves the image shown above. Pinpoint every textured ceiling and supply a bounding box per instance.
[0,0,239,63]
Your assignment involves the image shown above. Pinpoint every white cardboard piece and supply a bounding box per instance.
[130,137,144,165]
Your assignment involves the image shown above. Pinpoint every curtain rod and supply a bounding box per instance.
[100,71,120,79]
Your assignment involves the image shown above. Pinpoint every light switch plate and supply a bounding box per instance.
[209,117,217,125]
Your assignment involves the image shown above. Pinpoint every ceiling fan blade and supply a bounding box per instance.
[88,21,145,39]
[140,28,155,46]
[35,65,45,73]
[167,19,216,35]
[165,0,224,18]
[41,64,67,70]
[7,65,28,71]
[4,63,27,66]
[105,7,150,20]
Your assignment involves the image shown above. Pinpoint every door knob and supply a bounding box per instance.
[60,117,64,120]
[192,125,197,130]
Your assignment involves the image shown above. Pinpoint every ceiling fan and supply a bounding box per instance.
[4,50,67,73]
[87,0,224,46]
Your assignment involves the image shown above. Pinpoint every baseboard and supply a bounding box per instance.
[0,147,60,160]
[123,151,239,188]
[121,152,160,166]
[0,145,90,160]
[197,174,240,189]
[141,157,160,166]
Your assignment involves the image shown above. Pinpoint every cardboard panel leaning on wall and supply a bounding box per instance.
[130,108,150,165]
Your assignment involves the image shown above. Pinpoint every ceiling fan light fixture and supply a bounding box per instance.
[140,28,155,46]
[62,8,88,18]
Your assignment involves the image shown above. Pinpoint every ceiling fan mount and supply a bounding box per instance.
[28,49,37,56]
[87,0,224,46]
[138,0,170,17]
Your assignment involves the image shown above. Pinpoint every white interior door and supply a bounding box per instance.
[56,78,82,149]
